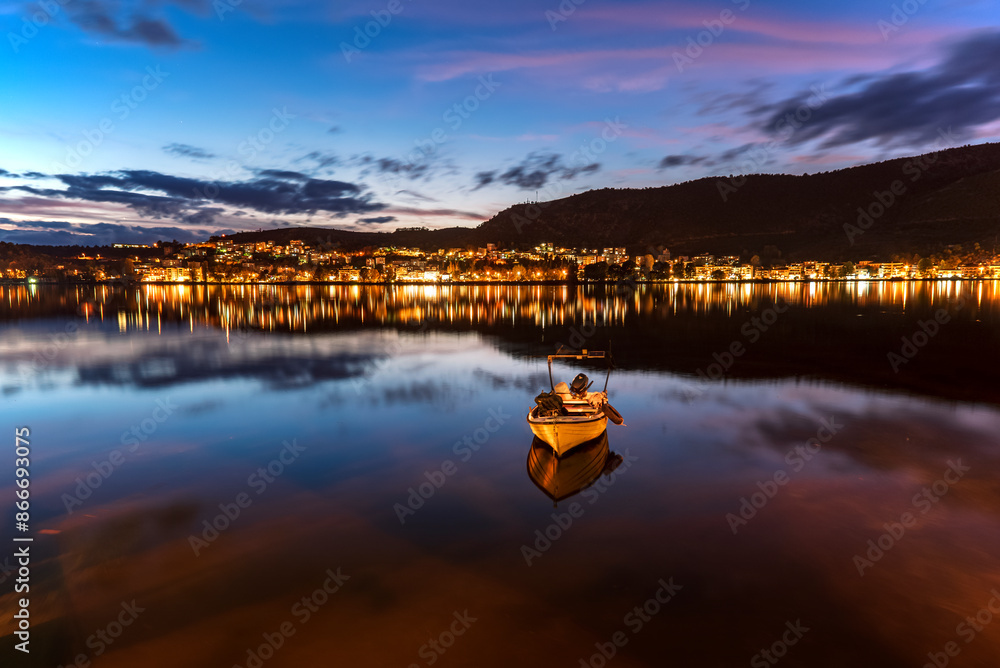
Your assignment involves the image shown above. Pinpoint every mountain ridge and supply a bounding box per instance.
[218,142,1000,261]
[9,143,1000,261]
[475,142,1000,260]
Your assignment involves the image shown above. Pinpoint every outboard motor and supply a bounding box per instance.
[570,373,590,396]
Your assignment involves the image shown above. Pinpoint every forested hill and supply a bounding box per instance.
[477,142,1000,261]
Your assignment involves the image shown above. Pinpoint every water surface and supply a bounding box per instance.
[2,282,999,667]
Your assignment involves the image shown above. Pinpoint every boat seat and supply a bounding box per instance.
[562,401,597,415]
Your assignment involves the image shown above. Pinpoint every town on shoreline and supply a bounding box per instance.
[5,238,999,284]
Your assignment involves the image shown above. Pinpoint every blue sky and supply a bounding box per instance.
[1,0,999,244]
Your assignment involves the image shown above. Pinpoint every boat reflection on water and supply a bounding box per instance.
[526,430,623,505]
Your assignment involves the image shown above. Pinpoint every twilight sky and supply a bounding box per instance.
[1,0,999,245]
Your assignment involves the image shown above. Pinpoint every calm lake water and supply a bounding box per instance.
[2,282,999,667]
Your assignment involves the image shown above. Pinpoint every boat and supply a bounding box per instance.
[526,431,621,504]
[526,348,624,456]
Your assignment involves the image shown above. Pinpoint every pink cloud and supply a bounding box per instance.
[971,120,1000,140]
[406,6,970,91]
[467,133,561,142]
[0,197,136,223]
[412,37,938,91]
[515,133,560,142]
[380,206,486,221]
[581,65,678,94]
[415,50,608,83]
[574,5,962,47]
[790,153,871,166]
[0,196,295,233]
[682,41,925,73]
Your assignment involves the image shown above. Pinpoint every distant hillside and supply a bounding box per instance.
[221,226,479,252]
[478,142,1000,260]
[221,143,1000,260]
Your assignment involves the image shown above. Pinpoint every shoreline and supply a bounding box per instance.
[3,277,995,287]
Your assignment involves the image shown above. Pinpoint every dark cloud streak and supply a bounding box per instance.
[0,218,234,245]
[62,0,196,47]
[4,168,384,226]
[658,154,707,169]
[163,143,216,160]
[758,31,1000,148]
[474,152,600,190]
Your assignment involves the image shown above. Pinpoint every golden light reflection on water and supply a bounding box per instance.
[1,280,994,336]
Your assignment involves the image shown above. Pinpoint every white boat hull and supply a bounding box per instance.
[527,407,608,457]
